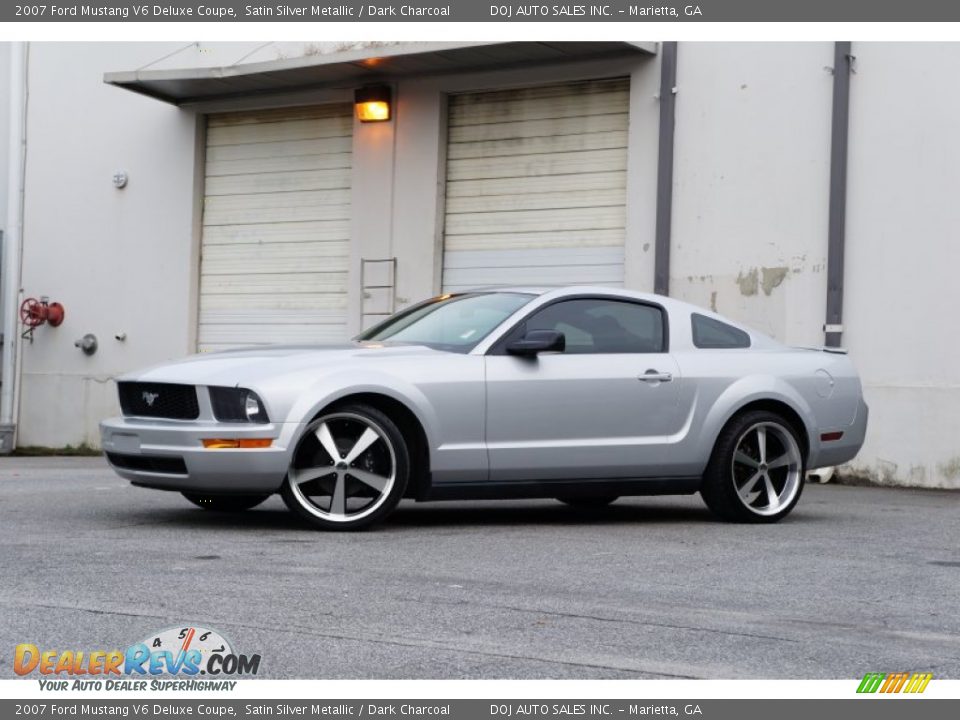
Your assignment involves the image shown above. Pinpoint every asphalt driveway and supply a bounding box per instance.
[1,456,957,679]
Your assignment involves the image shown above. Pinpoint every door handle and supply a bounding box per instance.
[639,370,673,383]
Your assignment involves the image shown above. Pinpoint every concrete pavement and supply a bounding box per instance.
[1,457,957,679]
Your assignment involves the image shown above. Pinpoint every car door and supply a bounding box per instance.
[484,297,682,481]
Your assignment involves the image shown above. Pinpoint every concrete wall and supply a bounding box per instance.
[7,41,960,488]
[668,42,960,488]
[13,43,658,448]
[13,42,392,446]
[18,43,201,447]
[843,43,960,488]
[0,44,11,233]
[0,43,13,363]
[670,42,833,347]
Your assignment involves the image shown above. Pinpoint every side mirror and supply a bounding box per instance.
[505,329,565,356]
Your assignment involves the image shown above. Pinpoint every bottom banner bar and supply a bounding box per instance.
[1,700,956,720]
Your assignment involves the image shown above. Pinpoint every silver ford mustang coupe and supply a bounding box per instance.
[101,287,867,530]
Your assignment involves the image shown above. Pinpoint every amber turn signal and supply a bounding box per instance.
[202,438,273,449]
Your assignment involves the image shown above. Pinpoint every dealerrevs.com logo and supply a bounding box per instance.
[15,626,261,691]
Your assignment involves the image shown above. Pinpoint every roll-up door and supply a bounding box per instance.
[442,78,629,292]
[199,104,353,350]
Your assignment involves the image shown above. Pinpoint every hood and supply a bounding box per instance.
[121,342,446,386]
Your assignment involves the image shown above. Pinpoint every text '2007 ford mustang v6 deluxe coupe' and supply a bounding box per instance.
[101,287,867,530]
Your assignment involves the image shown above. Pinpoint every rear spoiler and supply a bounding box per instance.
[793,345,848,355]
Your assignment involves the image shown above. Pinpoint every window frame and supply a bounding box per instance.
[356,291,536,354]
[486,294,670,356]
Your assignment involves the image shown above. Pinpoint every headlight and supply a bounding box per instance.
[209,387,270,424]
[244,393,262,421]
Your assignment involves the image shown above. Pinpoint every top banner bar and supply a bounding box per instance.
[6,0,960,22]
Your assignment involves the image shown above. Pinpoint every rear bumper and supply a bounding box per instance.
[809,397,869,470]
[100,416,296,493]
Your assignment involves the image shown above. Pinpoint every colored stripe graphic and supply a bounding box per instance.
[857,672,932,694]
[906,673,933,694]
[857,673,885,693]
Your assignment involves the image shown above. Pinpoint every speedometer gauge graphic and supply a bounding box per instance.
[137,625,233,673]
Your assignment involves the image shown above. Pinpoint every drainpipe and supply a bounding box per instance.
[824,42,853,347]
[1,42,27,451]
[653,41,678,297]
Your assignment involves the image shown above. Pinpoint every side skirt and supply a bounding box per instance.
[423,477,701,501]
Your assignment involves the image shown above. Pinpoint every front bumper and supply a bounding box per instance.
[100,416,296,493]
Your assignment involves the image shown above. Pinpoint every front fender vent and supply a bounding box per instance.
[106,453,188,475]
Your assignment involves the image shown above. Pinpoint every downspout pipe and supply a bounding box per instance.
[1,41,27,446]
[653,41,678,296]
[825,42,853,347]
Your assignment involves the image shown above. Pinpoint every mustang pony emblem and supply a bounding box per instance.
[141,391,160,407]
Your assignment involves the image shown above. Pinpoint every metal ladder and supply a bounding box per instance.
[360,257,397,329]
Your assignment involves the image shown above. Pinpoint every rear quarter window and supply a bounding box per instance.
[691,313,751,349]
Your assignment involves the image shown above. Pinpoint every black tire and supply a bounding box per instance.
[700,410,806,523]
[281,403,409,531]
[182,493,270,512]
[557,496,619,508]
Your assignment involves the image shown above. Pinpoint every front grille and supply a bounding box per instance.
[106,453,188,475]
[117,382,200,420]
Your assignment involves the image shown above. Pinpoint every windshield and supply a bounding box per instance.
[358,292,533,352]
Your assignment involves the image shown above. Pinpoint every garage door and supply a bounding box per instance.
[199,104,353,350]
[442,78,629,293]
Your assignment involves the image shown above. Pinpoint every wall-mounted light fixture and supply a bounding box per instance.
[354,85,392,122]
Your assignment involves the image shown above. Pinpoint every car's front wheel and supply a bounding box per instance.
[281,404,409,531]
[182,493,270,512]
[700,410,806,523]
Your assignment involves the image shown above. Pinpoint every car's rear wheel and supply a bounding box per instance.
[700,410,805,523]
[557,496,619,508]
[281,404,409,531]
[182,493,270,512]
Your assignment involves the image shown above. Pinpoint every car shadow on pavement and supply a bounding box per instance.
[114,499,721,533]
[387,501,716,528]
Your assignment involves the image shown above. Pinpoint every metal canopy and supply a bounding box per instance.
[104,41,656,106]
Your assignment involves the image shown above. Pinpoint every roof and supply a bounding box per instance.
[467,285,782,348]
[104,41,657,106]
[457,286,553,296]
[461,285,664,299]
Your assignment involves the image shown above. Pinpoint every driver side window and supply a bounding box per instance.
[520,298,665,354]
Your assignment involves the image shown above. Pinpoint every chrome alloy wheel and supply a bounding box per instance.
[286,412,397,524]
[730,421,803,517]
